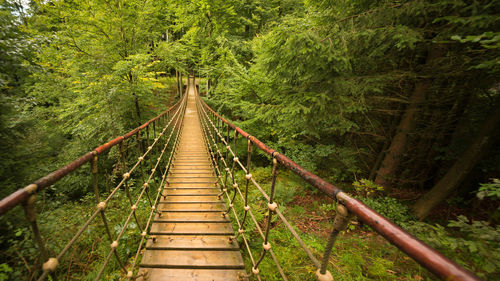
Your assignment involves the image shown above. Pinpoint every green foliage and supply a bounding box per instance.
[208,0,500,191]
[367,257,394,279]
[0,0,29,88]
[0,263,12,281]
[352,179,415,226]
[0,0,178,200]
[362,197,415,226]
[274,181,296,205]
[477,178,500,200]
[407,216,500,279]
[353,179,384,198]
[476,178,500,222]
[0,0,177,278]
[0,0,35,199]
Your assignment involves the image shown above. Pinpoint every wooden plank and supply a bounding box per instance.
[168,175,215,178]
[172,164,212,168]
[167,182,218,187]
[169,172,215,175]
[164,195,221,202]
[154,212,228,222]
[170,166,213,170]
[164,193,220,196]
[140,250,245,269]
[145,235,238,250]
[163,188,220,195]
[157,202,225,211]
[175,156,210,159]
[173,161,212,165]
[167,181,218,186]
[150,222,233,235]
[136,268,247,281]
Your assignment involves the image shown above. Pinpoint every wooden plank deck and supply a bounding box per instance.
[138,77,246,281]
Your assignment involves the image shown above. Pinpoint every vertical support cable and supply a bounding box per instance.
[137,132,153,208]
[146,125,152,169]
[120,141,143,233]
[91,154,99,202]
[227,129,238,213]
[237,139,252,235]
[316,204,349,281]
[22,194,49,266]
[253,154,279,271]
[91,151,128,274]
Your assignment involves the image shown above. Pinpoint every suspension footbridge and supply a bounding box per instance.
[0,76,481,281]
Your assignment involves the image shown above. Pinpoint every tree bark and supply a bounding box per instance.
[369,140,389,181]
[412,104,500,220]
[206,74,210,97]
[374,46,443,190]
[432,91,473,181]
[176,70,180,97]
[134,94,141,126]
[180,72,183,97]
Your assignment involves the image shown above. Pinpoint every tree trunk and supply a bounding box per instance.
[412,104,500,220]
[176,70,180,97]
[374,46,443,190]
[206,75,210,97]
[433,92,473,181]
[134,94,141,126]
[180,72,183,97]
[369,140,389,181]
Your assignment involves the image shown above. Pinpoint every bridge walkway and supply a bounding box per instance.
[138,77,246,280]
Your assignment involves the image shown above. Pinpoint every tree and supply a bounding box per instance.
[413,103,500,219]
[0,0,34,198]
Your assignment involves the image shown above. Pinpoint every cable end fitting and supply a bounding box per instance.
[42,258,58,272]
[316,269,333,281]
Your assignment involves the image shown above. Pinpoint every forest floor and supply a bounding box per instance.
[229,168,496,281]
[241,192,435,281]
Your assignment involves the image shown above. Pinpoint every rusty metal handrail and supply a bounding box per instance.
[198,97,481,281]
[0,98,183,216]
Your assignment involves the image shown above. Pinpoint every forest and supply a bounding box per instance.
[0,0,499,280]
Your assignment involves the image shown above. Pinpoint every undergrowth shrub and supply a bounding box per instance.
[406,216,500,280]
[477,178,500,222]
[361,197,415,226]
[352,179,415,226]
